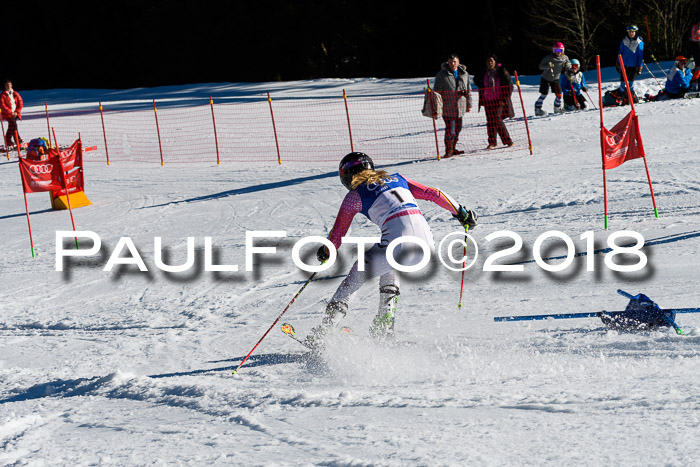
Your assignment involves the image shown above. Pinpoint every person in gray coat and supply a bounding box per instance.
[433,54,472,157]
[534,42,570,116]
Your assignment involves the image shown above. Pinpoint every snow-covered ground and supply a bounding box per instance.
[2,64,700,465]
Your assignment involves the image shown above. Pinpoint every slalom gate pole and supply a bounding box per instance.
[426,79,441,160]
[343,89,354,152]
[495,308,700,323]
[1,119,8,160]
[267,92,282,165]
[209,97,221,165]
[596,56,609,229]
[16,142,35,257]
[619,56,636,108]
[52,128,79,249]
[458,225,469,309]
[513,71,533,155]
[98,102,111,165]
[45,103,52,142]
[233,270,321,375]
[619,57,659,219]
[494,311,601,322]
[153,100,164,166]
[645,15,652,43]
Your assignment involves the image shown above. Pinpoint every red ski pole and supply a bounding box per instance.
[570,84,581,110]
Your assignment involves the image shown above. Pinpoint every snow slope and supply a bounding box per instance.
[1,66,700,465]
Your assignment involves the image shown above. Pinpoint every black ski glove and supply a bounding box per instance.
[317,245,330,263]
[453,205,477,230]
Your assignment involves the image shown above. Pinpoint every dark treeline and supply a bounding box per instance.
[5,0,699,90]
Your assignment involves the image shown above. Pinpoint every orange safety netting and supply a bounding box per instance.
[12,88,530,164]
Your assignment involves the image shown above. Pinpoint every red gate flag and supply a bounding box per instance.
[18,140,84,194]
[18,155,64,193]
[601,110,644,170]
[53,140,85,197]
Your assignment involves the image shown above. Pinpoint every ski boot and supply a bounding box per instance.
[553,104,564,114]
[369,285,399,343]
[534,106,546,117]
[303,301,348,349]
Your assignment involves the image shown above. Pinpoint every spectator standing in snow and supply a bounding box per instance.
[534,42,570,116]
[473,54,514,149]
[560,59,588,111]
[616,25,644,101]
[1,80,23,148]
[305,152,477,348]
[433,54,472,157]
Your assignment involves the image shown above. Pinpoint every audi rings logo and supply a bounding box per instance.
[30,164,53,174]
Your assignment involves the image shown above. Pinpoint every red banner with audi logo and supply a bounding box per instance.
[18,140,84,194]
[601,110,644,170]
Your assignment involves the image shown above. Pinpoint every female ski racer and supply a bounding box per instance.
[304,152,477,347]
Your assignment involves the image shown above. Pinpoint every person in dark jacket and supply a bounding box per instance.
[433,54,472,157]
[534,42,569,115]
[1,80,23,147]
[473,54,514,149]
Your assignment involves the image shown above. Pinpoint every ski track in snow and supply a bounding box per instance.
[2,69,700,465]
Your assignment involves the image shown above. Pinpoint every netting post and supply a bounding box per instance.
[210,96,221,165]
[1,119,8,160]
[513,72,533,155]
[153,100,165,166]
[427,79,441,160]
[45,102,52,143]
[98,102,111,165]
[267,92,282,164]
[343,89,354,152]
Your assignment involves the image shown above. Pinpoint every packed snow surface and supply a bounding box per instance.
[1,65,699,465]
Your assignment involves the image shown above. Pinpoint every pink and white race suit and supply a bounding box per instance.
[327,173,461,305]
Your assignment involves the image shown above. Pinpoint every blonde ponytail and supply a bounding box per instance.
[350,169,391,189]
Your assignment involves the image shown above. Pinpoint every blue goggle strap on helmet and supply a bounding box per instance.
[626,25,638,31]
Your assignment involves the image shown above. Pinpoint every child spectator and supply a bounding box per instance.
[560,59,588,111]
[617,25,644,102]
[534,42,570,116]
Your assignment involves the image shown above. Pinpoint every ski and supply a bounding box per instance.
[281,322,355,350]
[281,323,314,349]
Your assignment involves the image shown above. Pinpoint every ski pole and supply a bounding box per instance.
[458,225,469,309]
[645,44,669,78]
[233,269,320,375]
[642,61,664,89]
[584,90,598,110]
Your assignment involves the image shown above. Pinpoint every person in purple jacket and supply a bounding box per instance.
[473,54,515,149]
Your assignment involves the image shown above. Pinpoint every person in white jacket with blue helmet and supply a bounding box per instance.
[560,59,588,110]
[617,25,644,101]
